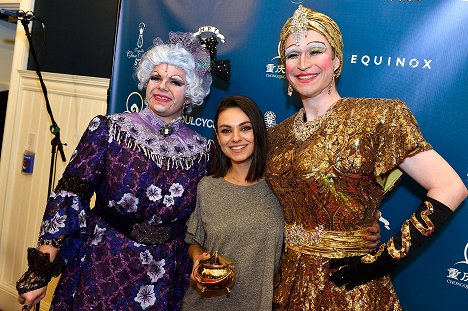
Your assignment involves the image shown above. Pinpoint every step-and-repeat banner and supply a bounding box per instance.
[109,1,467,309]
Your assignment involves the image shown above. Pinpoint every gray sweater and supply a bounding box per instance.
[182,176,284,311]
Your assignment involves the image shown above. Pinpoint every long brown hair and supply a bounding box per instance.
[211,95,267,182]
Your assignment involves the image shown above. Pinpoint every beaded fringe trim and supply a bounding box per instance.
[109,122,211,170]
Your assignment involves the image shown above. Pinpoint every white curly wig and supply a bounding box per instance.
[134,44,212,106]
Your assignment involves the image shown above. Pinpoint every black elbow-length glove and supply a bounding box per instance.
[329,196,454,290]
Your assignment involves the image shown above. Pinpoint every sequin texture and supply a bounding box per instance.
[266,98,432,310]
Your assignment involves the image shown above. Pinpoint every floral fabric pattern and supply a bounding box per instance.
[42,108,211,310]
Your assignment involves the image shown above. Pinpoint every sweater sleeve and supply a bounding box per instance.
[185,180,206,247]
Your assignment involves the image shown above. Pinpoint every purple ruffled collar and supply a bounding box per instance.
[107,108,211,169]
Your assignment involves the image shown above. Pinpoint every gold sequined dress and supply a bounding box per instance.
[266,98,432,310]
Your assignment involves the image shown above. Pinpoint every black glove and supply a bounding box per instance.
[329,250,396,290]
[16,248,63,295]
[329,197,453,290]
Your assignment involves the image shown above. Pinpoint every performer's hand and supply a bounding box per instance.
[365,211,381,250]
[18,286,47,309]
[330,197,454,290]
[329,249,396,290]
[330,210,391,290]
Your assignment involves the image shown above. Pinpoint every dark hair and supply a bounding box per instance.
[211,95,267,182]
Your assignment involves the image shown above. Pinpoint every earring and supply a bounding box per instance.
[183,102,193,116]
[288,84,293,96]
[328,76,335,95]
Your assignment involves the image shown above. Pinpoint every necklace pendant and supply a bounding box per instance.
[159,124,173,137]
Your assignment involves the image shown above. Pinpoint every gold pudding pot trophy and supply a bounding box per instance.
[194,250,236,295]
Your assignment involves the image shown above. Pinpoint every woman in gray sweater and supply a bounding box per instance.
[182,95,284,310]
[182,95,381,310]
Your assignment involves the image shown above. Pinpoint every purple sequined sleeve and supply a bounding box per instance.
[38,115,108,244]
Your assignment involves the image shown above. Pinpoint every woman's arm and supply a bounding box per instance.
[187,244,210,283]
[330,149,467,289]
[399,149,467,209]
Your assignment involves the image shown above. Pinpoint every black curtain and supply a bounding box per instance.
[27,0,120,78]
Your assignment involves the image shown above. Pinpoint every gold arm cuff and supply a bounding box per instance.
[284,223,370,258]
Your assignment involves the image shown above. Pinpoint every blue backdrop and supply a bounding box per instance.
[109,1,468,309]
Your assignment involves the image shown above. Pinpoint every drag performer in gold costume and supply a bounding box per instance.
[266,5,467,310]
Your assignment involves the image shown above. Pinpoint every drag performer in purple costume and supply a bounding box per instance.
[16,32,230,310]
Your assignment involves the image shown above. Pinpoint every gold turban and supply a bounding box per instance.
[279,5,344,78]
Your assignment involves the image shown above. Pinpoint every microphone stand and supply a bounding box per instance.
[19,14,67,201]
[20,13,64,311]
[6,11,65,311]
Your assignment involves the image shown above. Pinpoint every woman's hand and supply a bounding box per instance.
[18,286,47,310]
[190,252,211,282]
[191,252,212,294]
[187,243,210,283]
[365,211,382,250]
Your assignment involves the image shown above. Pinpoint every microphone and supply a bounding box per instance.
[0,9,37,21]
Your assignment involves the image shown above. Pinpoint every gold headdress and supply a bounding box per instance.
[279,5,344,77]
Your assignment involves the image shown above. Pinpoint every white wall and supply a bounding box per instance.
[0,2,109,310]
[0,19,16,91]
[0,70,109,311]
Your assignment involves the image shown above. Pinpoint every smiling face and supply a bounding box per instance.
[284,30,340,99]
[216,107,255,167]
[145,63,187,123]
